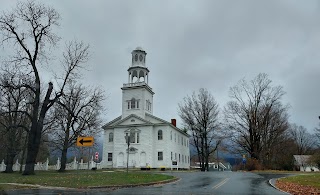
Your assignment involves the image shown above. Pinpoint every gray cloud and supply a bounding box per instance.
[1,0,320,131]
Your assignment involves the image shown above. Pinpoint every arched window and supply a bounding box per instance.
[109,132,113,142]
[158,130,163,140]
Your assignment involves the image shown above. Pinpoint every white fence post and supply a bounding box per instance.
[13,159,20,171]
[57,158,61,170]
[73,157,77,169]
[0,160,5,172]
[45,158,49,170]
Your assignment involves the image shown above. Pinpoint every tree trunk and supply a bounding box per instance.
[23,123,41,175]
[4,151,16,173]
[59,147,68,172]
[23,83,53,175]
[59,114,72,172]
[19,136,28,173]
[59,131,70,172]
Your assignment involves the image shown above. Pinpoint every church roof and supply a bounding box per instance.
[146,113,190,137]
[102,113,190,137]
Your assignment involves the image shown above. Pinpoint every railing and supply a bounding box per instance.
[123,82,153,90]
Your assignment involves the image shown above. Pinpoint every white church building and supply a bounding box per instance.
[101,47,190,169]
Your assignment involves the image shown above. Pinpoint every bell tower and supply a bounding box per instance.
[121,47,154,119]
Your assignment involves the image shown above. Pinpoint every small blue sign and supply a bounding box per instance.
[242,158,246,164]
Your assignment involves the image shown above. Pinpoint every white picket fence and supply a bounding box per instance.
[0,156,101,172]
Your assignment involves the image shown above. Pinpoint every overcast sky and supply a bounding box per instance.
[1,0,320,132]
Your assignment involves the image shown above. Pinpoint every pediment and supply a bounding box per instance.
[103,114,153,129]
[118,115,149,126]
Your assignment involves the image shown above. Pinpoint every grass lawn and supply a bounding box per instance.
[0,170,175,189]
[279,173,320,189]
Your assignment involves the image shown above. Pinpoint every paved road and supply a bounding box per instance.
[110,171,290,195]
[2,171,291,195]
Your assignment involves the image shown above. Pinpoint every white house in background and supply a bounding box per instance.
[293,155,319,172]
[101,47,190,169]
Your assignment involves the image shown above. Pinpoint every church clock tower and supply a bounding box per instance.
[121,47,154,119]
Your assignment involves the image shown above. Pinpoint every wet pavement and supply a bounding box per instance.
[1,171,292,195]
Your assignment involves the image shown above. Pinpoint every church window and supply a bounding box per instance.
[125,133,129,143]
[158,130,163,140]
[171,152,173,160]
[178,135,180,144]
[146,100,151,111]
[179,154,181,162]
[174,133,176,142]
[170,131,172,140]
[125,131,140,144]
[175,153,177,160]
[135,54,138,61]
[109,132,113,142]
[158,152,163,161]
[131,98,136,109]
[128,98,140,109]
[130,132,135,143]
[108,153,113,161]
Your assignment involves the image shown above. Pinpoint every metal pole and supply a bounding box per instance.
[127,136,130,174]
[217,147,219,171]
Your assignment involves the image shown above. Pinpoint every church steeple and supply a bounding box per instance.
[128,47,149,83]
[121,47,154,119]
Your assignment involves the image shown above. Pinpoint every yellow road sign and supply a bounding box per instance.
[77,136,94,147]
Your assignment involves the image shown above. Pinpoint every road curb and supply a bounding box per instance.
[268,178,291,195]
[0,183,77,190]
[87,177,180,189]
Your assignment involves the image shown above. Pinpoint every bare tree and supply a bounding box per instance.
[179,88,221,171]
[315,118,320,147]
[49,82,104,172]
[224,73,289,167]
[0,69,31,173]
[289,124,315,155]
[0,1,89,175]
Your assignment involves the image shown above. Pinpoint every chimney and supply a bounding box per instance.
[171,119,176,127]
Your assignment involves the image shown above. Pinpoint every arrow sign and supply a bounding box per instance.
[77,136,94,147]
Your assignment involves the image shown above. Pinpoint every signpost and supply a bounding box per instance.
[76,136,94,147]
[242,154,246,169]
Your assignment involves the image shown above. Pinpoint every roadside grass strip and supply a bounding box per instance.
[0,170,175,189]
[278,173,320,190]
[212,178,230,189]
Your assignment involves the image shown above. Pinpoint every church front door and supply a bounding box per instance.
[140,152,146,167]
[117,153,124,167]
